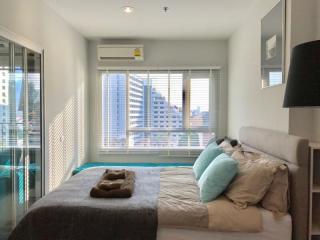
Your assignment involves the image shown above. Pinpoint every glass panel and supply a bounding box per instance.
[169,71,183,129]
[128,72,147,128]
[150,132,168,148]
[0,37,13,240]
[12,44,26,225]
[149,71,169,129]
[0,38,42,239]
[101,72,126,148]
[168,132,188,148]
[128,132,149,148]
[190,70,210,128]
[101,69,215,151]
[189,132,215,148]
[26,50,41,206]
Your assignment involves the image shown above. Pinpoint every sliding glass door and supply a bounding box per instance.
[0,37,43,240]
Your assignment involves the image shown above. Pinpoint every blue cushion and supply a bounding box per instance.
[198,153,238,203]
[193,142,224,180]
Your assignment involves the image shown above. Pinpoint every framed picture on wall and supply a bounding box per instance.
[261,0,285,88]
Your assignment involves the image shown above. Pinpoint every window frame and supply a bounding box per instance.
[97,67,221,154]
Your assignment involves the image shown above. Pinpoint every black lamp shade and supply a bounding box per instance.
[283,40,320,107]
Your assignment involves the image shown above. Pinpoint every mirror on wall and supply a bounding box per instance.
[261,0,285,88]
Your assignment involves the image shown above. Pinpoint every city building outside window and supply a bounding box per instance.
[99,68,221,152]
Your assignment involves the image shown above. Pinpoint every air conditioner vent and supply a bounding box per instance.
[97,44,144,61]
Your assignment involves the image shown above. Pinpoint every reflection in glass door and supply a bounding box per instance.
[0,37,43,240]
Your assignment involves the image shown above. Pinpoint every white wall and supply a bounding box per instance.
[88,39,228,162]
[228,0,320,142]
[227,0,289,138]
[0,0,89,192]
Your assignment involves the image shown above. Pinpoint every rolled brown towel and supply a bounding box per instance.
[98,179,124,191]
[90,186,133,198]
[90,170,135,198]
[103,169,126,180]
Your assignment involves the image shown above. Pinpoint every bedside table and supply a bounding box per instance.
[309,143,320,240]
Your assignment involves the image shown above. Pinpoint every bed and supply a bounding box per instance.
[158,127,309,240]
[9,127,309,240]
[158,210,292,240]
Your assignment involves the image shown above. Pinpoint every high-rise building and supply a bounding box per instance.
[128,74,145,147]
[149,86,183,148]
[102,73,126,148]
[0,68,9,147]
[102,72,211,149]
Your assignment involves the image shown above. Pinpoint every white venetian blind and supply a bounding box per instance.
[99,68,220,153]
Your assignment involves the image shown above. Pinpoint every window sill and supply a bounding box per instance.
[98,148,204,157]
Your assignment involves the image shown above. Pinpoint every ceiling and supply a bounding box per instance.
[44,0,257,40]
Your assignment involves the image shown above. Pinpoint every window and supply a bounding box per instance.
[100,69,220,152]
[261,67,283,88]
[268,71,282,86]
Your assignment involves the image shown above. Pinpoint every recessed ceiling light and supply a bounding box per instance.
[123,6,134,14]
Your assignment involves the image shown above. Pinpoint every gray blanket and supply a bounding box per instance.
[9,168,160,240]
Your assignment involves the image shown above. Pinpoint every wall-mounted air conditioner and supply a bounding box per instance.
[97,44,144,61]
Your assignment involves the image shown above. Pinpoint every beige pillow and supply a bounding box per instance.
[261,164,290,213]
[230,151,290,213]
[231,150,261,164]
[225,157,276,208]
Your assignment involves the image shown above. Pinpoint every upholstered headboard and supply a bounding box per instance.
[239,126,309,240]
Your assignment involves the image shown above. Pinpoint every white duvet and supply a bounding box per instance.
[157,209,291,240]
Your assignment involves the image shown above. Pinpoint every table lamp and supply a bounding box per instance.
[283,40,320,107]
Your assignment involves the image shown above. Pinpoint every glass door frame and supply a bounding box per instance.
[0,28,44,240]
[0,32,45,199]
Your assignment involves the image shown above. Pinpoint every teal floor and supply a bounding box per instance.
[73,162,193,175]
